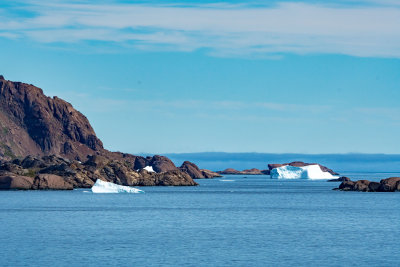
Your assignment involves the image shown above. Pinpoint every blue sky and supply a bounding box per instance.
[1,0,400,154]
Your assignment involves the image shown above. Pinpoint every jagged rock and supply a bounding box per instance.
[0,76,103,161]
[20,155,47,169]
[180,161,204,178]
[84,155,109,168]
[179,161,221,179]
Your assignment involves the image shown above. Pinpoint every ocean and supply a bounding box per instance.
[1,172,400,266]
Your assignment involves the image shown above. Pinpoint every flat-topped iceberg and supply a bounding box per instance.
[270,165,338,180]
[91,179,144,193]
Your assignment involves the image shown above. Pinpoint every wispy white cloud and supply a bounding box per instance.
[2,1,400,57]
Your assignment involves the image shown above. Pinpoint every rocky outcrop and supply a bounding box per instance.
[0,76,202,187]
[217,168,270,175]
[179,161,221,179]
[146,155,177,173]
[32,174,74,190]
[335,177,400,192]
[0,174,35,190]
[200,169,222,178]
[0,173,73,190]
[379,177,400,192]
[268,161,339,175]
[0,75,103,161]
[0,155,198,189]
[327,176,351,182]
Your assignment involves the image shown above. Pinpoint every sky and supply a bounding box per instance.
[1,0,400,154]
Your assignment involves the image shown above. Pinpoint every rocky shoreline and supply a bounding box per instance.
[0,155,200,190]
[334,177,400,192]
[0,76,223,190]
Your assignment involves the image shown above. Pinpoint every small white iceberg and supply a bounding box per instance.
[270,165,338,180]
[91,179,144,193]
[143,166,155,172]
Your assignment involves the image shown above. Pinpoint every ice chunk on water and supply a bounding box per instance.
[270,165,338,180]
[91,179,144,193]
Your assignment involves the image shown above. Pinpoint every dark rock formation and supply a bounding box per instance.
[0,75,103,161]
[0,173,73,190]
[268,161,339,175]
[379,177,400,192]
[217,168,270,175]
[147,155,177,173]
[0,174,35,190]
[327,176,351,182]
[0,76,200,187]
[0,155,197,189]
[200,169,222,178]
[336,177,400,192]
[179,161,221,179]
[32,174,74,190]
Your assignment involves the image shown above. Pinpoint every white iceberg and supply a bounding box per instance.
[91,179,144,193]
[270,165,338,180]
[143,166,155,172]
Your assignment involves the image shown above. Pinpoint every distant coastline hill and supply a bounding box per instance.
[165,152,400,173]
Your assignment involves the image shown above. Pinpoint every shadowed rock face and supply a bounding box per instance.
[0,76,103,161]
[336,177,400,192]
[268,161,339,175]
[179,161,221,179]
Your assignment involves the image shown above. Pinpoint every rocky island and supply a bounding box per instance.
[217,161,338,178]
[0,75,217,190]
[334,177,400,192]
[217,168,269,175]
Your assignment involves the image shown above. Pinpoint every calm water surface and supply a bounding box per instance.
[1,172,400,266]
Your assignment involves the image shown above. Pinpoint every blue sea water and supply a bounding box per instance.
[1,172,400,266]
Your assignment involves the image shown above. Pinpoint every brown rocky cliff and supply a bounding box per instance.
[0,75,199,188]
[0,75,103,160]
[179,161,222,179]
